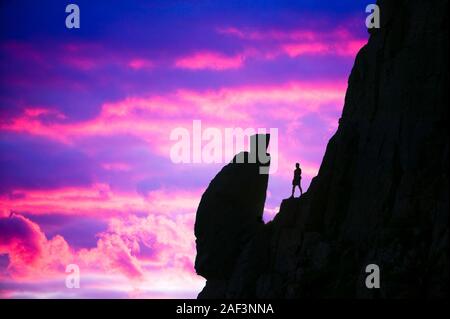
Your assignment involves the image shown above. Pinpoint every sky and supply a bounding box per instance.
[0,0,369,298]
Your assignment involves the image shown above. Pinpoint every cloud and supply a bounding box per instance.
[0,81,345,142]
[0,184,202,217]
[0,212,203,296]
[23,108,66,119]
[282,39,366,57]
[128,58,154,70]
[217,26,319,41]
[0,80,345,212]
[0,214,72,279]
[217,26,366,59]
[0,214,45,267]
[172,27,365,71]
[174,51,245,70]
[0,81,345,193]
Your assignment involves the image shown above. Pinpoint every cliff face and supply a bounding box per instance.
[195,0,448,298]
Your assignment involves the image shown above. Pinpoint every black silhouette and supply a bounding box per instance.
[194,134,270,297]
[291,163,302,198]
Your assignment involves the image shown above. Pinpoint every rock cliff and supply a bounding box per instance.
[195,0,448,298]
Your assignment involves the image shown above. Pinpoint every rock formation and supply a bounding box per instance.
[194,134,270,298]
[195,0,448,298]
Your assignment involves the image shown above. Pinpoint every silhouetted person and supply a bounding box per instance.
[291,163,302,197]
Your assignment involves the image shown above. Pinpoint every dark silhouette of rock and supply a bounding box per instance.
[195,0,448,298]
[194,134,270,298]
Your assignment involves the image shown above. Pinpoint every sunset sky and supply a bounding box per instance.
[0,0,369,298]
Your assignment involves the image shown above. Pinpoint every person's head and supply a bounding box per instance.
[295,162,300,168]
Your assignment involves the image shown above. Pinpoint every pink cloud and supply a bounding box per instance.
[0,212,203,295]
[23,107,67,119]
[79,231,144,279]
[175,51,245,70]
[219,26,359,42]
[0,82,346,183]
[282,39,366,57]
[0,214,72,279]
[174,29,365,70]
[218,26,318,41]
[23,108,51,117]
[128,58,154,70]
[176,81,346,117]
[334,39,367,56]
[0,184,202,217]
[0,214,45,267]
[282,42,330,57]
[218,26,367,58]
[1,81,346,145]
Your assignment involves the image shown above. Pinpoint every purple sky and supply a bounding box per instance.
[0,0,369,298]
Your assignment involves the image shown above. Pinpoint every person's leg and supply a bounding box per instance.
[300,184,303,196]
[291,185,295,197]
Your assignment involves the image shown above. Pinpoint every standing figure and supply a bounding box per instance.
[291,162,303,198]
